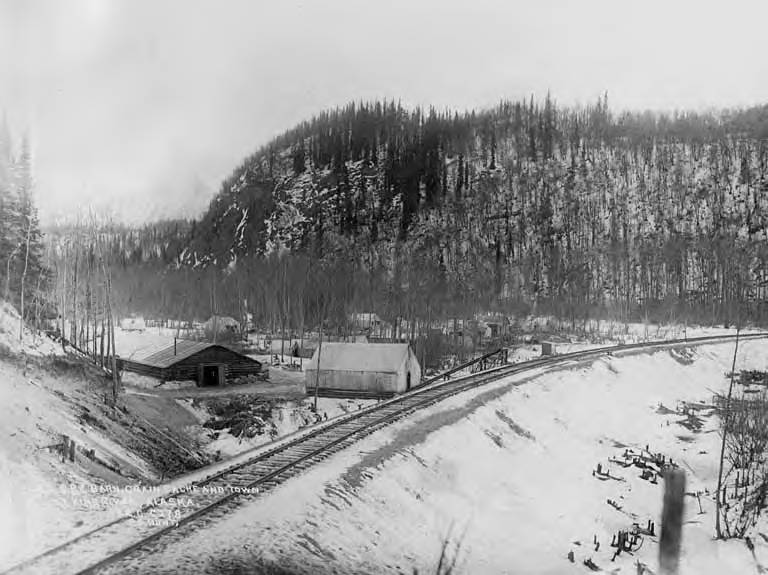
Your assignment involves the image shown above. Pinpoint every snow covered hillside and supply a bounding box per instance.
[125,339,768,575]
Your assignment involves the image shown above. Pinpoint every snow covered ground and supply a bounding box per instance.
[122,338,768,575]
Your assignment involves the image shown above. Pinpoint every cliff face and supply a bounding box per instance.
[179,99,768,320]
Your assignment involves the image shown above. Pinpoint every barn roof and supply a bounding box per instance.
[306,343,412,373]
[130,340,230,369]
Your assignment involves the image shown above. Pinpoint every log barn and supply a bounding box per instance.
[120,340,262,386]
[305,343,422,398]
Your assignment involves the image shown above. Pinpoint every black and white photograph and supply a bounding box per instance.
[2,1,768,573]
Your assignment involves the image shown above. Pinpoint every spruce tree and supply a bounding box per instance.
[14,134,46,307]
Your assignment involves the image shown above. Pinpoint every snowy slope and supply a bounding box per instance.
[0,301,60,357]
[124,339,768,574]
[0,303,179,570]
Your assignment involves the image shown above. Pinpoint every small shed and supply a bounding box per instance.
[120,316,146,332]
[305,343,422,398]
[541,341,555,356]
[120,340,262,386]
[479,314,510,339]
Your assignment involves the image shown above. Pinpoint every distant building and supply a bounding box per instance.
[349,312,382,327]
[348,312,392,338]
[120,316,146,332]
[479,314,510,339]
[120,340,262,386]
[305,343,422,398]
[541,341,555,356]
[204,315,240,335]
[443,319,475,349]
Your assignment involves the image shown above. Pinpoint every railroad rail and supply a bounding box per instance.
[314,348,509,398]
[4,332,766,575]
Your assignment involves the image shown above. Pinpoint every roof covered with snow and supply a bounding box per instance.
[205,316,240,329]
[307,343,412,373]
[126,340,231,369]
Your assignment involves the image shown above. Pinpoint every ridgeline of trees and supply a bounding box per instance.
[46,96,768,339]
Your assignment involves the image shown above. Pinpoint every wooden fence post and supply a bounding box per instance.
[660,468,686,574]
[61,435,69,463]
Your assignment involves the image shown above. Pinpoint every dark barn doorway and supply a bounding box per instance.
[200,364,224,387]
[406,372,411,391]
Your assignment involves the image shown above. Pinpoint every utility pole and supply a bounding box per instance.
[314,325,323,412]
[313,261,325,412]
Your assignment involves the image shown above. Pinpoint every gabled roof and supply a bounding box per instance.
[130,340,228,369]
[306,343,413,373]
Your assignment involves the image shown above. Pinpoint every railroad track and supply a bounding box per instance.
[5,332,765,575]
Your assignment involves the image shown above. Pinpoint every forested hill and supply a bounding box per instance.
[173,96,768,325]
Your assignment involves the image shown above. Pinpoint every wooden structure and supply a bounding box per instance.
[120,340,261,386]
[204,315,241,335]
[469,348,509,373]
[479,314,510,339]
[305,343,421,398]
[120,316,146,331]
[348,312,392,339]
[541,341,555,356]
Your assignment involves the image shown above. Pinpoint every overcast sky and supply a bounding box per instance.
[2,0,767,225]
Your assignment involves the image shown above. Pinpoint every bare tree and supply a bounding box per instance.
[17,217,31,342]
[716,327,741,538]
[4,242,20,301]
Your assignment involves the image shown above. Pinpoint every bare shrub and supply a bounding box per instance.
[715,389,768,537]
